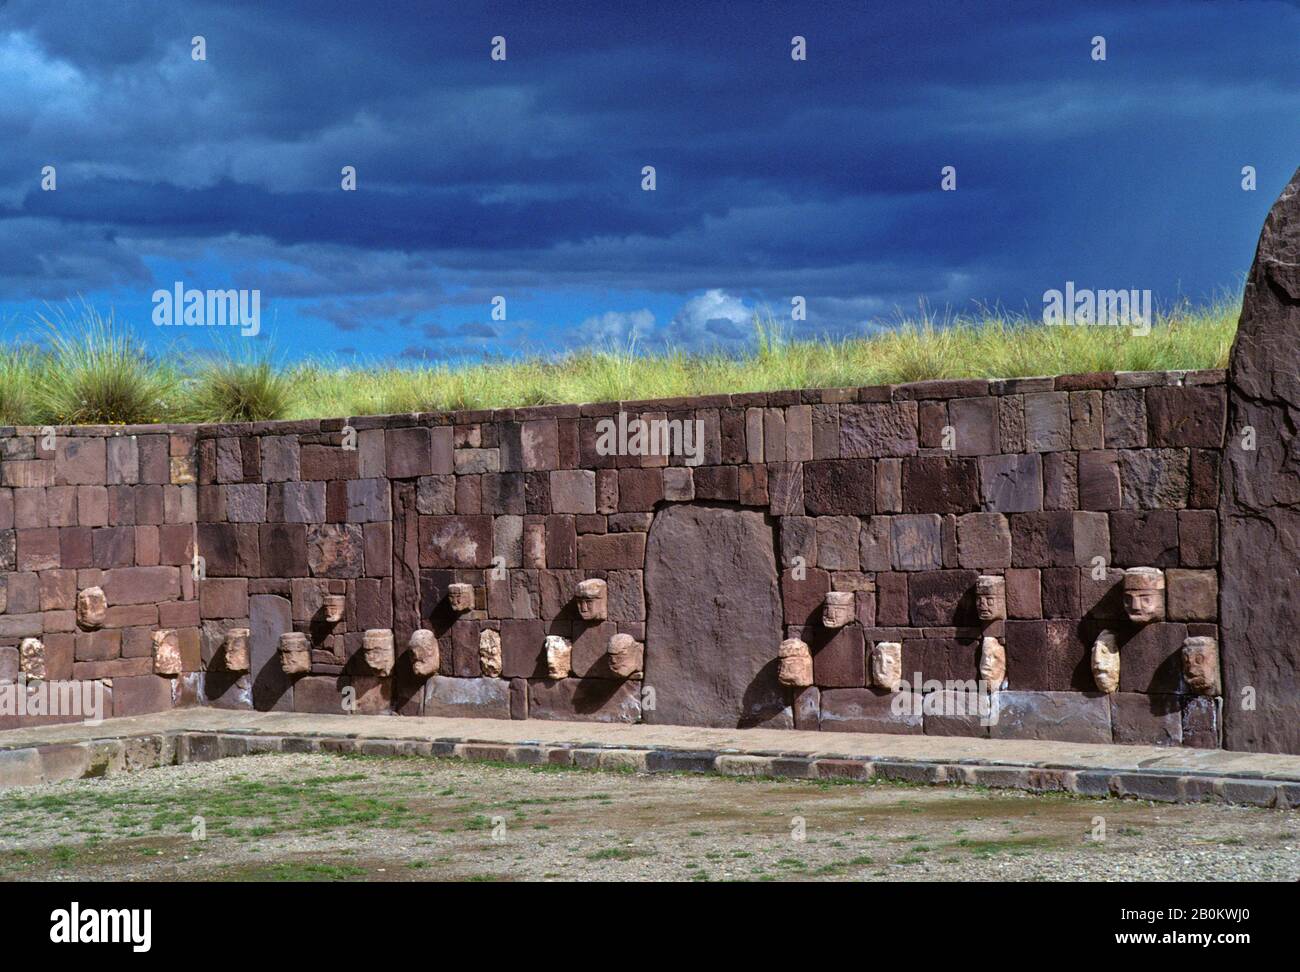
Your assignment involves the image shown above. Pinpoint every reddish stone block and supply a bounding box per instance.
[500,618,548,678]
[159,600,201,628]
[693,465,738,501]
[1005,567,1041,619]
[876,572,908,625]
[948,397,999,455]
[54,437,105,486]
[956,512,1010,568]
[58,527,92,568]
[782,567,831,625]
[259,435,300,482]
[1188,448,1220,508]
[101,565,180,605]
[1111,692,1182,746]
[918,400,948,448]
[1146,386,1226,448]
[908,569,978,626]
[138,434,170,484]
[902,457,977,514]
[18,527,61,570]
[112,675,174,717]
[417,515,493,569]
[1166,568,1217,621]
[196,522,260,577]
[551,470,598,514]
[839,402,919,457]
[200,577,249,619]
[1178,509,1218,567]
[810,624,866,687]
[1109,510,1179,567]
[805,459,874,515]
[1040,567,1080,618]
[1069,390,1105,451]
[819,687,922,734]
[577,532,645,569]
[38,569,75,611]
[1008,512,1074,567]
[1117,622,1186,694]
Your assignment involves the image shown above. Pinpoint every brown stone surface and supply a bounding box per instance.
[1220,168,1300,753]
[643,505,784,727]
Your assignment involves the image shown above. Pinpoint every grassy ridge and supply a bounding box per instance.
[0,299,1238,426]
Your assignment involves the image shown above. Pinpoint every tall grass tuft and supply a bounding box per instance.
[31,304,178,425]
[183,346,293,423]
[0,344,37,426]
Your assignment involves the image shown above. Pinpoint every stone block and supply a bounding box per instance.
[839,402,918,457]
[803,459,874,515]
[978,454,1042,513]
[902,457,978,514]
[989,690,1111,743]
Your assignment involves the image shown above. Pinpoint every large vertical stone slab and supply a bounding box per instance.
[250,593,294,711]
[643,504,784,727]
[1222,166,1300,754]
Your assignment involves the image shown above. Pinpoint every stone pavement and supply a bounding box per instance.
[2,710,1298,807]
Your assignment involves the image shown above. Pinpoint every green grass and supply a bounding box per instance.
[0,297,1239,426]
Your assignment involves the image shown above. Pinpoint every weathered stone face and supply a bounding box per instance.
[362,629,395,676]
[223,627,250,673]
[822,591,855,629]
[18,638,46,680]
[979,635,1006,688]
[447,582,475,613]
[1122,567,1165,624]
[152,629,183,676]
[1221,166,1300,754]
[870,641,903,691]
[606,632,643,679]
[575,578,608,621]
[545,634,572,679]
[278,631,311,675]
[479,628,503,678]
[1182,635,1221,697]
[777,637,813,688]
[1091,630,1120,694]
[322,594,346,623]
[975,575,1006,622]
[409,628,440,678]
[76,586,108,629]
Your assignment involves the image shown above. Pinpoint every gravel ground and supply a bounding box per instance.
[0,752,1295,882]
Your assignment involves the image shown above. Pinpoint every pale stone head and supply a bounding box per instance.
[870,641,903,692]
[822,591,855,629]
[1122,568,1165,624]
[545,635,572,680]
[322,594,347,624]
[278,631,311,675]
[223,628,251,673]
[76,586,108,630]
[978,635,1006,688]
[1091,629,1121,694]
[447,583,476,613]
[19,638,46,680]
[777,638,813,688]
[152,629,182,676]
[975,575,1006,623]
[1182,635,1221,697]
[479,628,503,678]
[409,629,440,679]
[576,578,608,621]
[606,632,644,679]
[362,629,395,677]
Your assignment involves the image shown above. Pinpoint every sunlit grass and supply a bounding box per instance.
[0,297,1238,426]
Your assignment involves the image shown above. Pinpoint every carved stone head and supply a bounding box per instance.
[1182,636,1221,697]
[322,594,347,624]
[1091,629,1121,694]
[362,629,395,677]
[409,629,440,679]
[76,586,108,630]
[153,629,182,676]
[975,575,1007,623]
[777,638,813,688]
[822,591,855,629]
[19,638,46,680]
[1122,568,1165,624]
[607,633,644,679]
[979,635,1006,688]
[870,641,903,692]
[223,628,251,673]
[545,635,572,680]
[447,583,476,613]
[278,631,312,675]
[576,578,608,621]
[479,628,503,678]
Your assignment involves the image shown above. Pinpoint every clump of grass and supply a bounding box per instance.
[0,297,1240,425]
[30,303,177,425]
[182,346,293,423]
[0,344,37,426]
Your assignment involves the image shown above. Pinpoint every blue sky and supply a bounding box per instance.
[1,0,1297,364]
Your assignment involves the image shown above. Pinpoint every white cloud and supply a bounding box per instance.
[571,308,655,346]
[663,288,756,349]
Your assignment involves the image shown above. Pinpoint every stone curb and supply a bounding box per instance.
[0,727,1295,810]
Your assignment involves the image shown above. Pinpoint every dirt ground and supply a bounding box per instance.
[0,752,1296,881]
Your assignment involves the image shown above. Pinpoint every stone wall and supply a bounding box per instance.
[2,369,1231,747]
[0,426,203,727]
